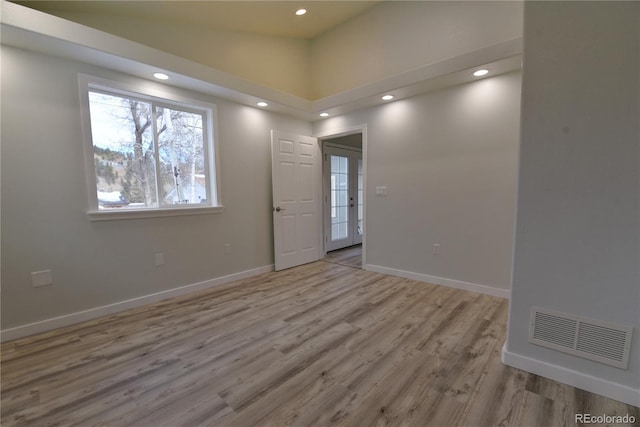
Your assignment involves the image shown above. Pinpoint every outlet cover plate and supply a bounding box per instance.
[32,270,53,287]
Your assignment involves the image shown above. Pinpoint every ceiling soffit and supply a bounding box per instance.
[1,2,522,121]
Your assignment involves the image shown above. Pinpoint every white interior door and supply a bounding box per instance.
[324,146,363,252]
[271,130,321,271]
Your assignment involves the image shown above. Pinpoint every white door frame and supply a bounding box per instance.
[314,124,368,267]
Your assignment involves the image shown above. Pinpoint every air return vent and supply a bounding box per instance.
[529,307,633,369]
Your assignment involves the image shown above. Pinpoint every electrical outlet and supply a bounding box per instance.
[32,270,53,287]
[433,243,441,255]
[224,243,231,254]
[155,253,164,266]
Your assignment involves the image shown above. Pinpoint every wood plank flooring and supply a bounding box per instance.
[323,245,362,269]
[1,260,637,426]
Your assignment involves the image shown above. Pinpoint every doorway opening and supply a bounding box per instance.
[324,244,362,269]
[321,132,364,269]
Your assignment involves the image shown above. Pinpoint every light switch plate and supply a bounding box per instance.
[376,186,388,196]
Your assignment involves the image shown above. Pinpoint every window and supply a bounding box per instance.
[79,75,221,219]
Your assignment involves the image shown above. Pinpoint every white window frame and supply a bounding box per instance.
[78,73,223,221]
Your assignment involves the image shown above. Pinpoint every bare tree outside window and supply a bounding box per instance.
[88,91,209,210]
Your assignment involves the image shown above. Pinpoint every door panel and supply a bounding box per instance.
[272,131,321,271]
[281,214,297,254]
[299,213,316,250]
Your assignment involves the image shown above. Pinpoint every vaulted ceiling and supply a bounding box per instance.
[15,1,380,39]
[3,1,523,120]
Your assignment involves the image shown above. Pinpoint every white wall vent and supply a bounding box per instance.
[529,307,633,369]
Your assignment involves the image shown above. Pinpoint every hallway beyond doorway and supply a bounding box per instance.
[323,244,362,269]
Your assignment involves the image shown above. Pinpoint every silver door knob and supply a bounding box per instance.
[274,206,285,212]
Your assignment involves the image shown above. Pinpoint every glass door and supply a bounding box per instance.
[324,146,362,251]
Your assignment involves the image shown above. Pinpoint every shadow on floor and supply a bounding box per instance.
[323,244,362,269]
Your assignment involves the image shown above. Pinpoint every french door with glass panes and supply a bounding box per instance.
[324,146,363,251]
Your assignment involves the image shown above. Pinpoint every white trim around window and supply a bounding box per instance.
[78,73,223,220]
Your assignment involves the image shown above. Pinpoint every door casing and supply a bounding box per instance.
[271,125,367,269]
[315,125,368,266]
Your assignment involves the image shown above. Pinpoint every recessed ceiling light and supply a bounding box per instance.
[257,101,268,107]
[153,72,169,80]
[320,112,330,117]
[296,9,307,16]
[382,95,394,101]
[473,69,489,77]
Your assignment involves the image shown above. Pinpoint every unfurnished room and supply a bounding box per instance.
[0,1,639,425]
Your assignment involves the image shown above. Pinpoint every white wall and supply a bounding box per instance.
[504,1,639,404]
[0,45,311,330]
[37,11,312,99]
[310,1,523,99]
[315,71,522,294]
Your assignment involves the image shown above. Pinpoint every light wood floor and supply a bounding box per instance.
[1,260,637,426]
[324,245,362,269]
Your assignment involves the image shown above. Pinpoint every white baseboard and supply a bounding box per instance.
[0,264,274,343]
[501,344,640,407]
[364,264,510,299]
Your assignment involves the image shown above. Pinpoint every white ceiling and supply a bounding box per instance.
[15,0,380,39]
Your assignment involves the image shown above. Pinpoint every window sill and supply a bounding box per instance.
[88,205,224,221]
